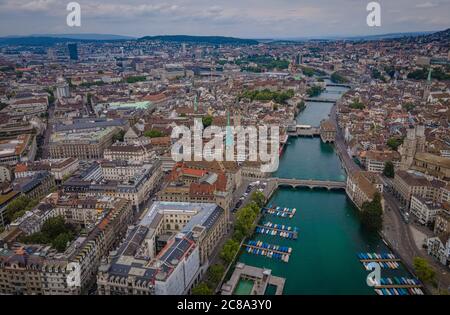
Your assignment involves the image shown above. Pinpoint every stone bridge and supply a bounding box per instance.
[287,125,320,137]
[270,178,346,190]
[305,98,337,103]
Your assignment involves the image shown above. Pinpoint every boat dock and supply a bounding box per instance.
[362,261,399,270]
[263,205,297,218]
[373,278,424,295]
[244,240,292,263]
[255,222,298,240]
[358,253,401,270]
[357,252,401,263]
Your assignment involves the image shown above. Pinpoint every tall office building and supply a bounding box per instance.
[68,43,78,60]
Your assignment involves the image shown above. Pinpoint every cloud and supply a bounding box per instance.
[0,0,448,37]
[415,2,438,8]
[0,0,58,12]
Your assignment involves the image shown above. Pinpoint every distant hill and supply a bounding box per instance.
[260,30,441,43]
[31,33,135,40]
[0,34,133,46]
[138,35,258,45]
[341,31,435,41]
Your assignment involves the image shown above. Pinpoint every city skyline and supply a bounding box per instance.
[0,0,449,38]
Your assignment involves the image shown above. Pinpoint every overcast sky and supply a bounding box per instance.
[0,0,449,38]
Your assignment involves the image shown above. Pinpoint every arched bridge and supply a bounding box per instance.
[270,178,346,190]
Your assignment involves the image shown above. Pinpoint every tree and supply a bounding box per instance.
[21,216,77,252]
[349,100,365,110]
[44,87,55,104]
[52,232,72,252]
[144,129,164,138]
[402,102,416,112]
[113,130,125,142]
[360,193,383,232]
[191,282,213,295]
[239,89,294,104]
[220,239,240,264]
[207,264,225,286]
[330,72,349,84]
[234,206,257,238]
[371,68,383,80]
[413,257,436,284]
[41,216,68,239]
[125,76,147,84]
[383,161,395,178]
[202,116,213,128]
[297,101,306,111]
[307,86,324,97]
[386,137,403,151]
[251,191,265,208]
[5,196,30,223]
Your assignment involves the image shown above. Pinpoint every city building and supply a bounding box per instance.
[158,163,233,219]
[364,150,401,173]
[410,195,443,225]
[426,235,450,267]
[399,125,426,171]
[49,127,119,160]
[392,170,445,207]
[0,195,133,295]
[319,119,336,143]
[62,160,163,211]
[97,202,226,295]
[68,43,78,60]
[0,165,12,183]
[7,97,49,119]
[56,77,70,99]
[346,171,378,209]
[0,134,37,166]
[104,142,155,163]
[15,158,79,182]
[12,171,55,201]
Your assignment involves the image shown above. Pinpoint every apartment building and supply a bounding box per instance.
[346,171,378,209]
[15,157,79,182]
[426,234,450,267]
[392,170,446,207]
[7,97,48,119]
[12,171,55,201]
[0,196,132,295]
[410,195,443,225]
[0,134,37,166]
[364,150,401,173]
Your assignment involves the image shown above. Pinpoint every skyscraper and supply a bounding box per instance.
[68,43,78,60]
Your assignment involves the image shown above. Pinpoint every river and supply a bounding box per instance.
[235,83,410,295]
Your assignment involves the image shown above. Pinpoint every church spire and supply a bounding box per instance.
[427,68,432,83]
[194,94,198,112]
[225,108,233,148]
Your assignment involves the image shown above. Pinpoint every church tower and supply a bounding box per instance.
[423,68,432,102]
[400,126,417,170]
[415,124,426,153]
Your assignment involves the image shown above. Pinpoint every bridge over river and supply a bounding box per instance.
[269,177,346,190]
